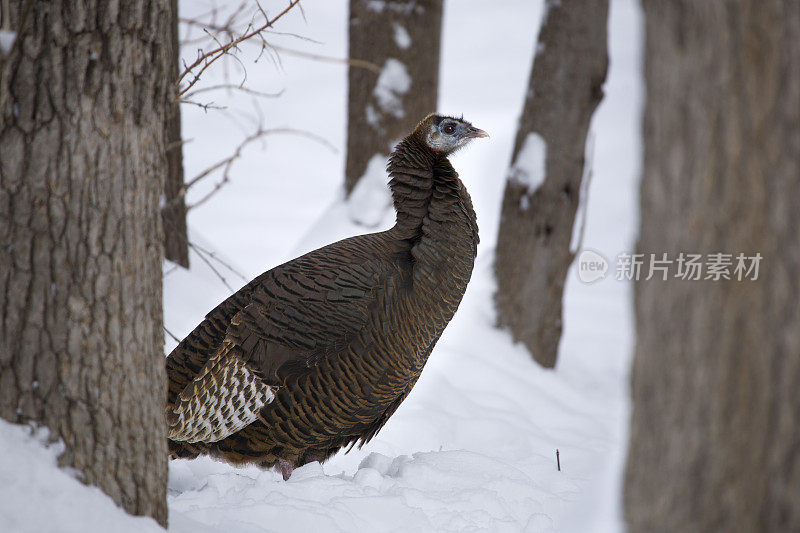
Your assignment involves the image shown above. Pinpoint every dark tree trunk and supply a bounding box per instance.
[162,0,188,268]
[625,1,800,531]
[0,0,170,526]
[345,0,442,197]
[493,0,609,367]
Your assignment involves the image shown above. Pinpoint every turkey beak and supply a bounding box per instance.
[467,126,489,139]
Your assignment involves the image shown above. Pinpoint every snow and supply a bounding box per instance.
[366,1,420,15]
[393,23,412,49]
[371,58,411,119]
[0,420,164,533]
[366,0,386,12]
[509,132,548,196]
[0,29,16,55]
[347,154,394,227]
[540,0,562,27]
[167,447,569,532]
[0,0,643,531]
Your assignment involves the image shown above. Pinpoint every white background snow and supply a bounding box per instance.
[0,0,642,531]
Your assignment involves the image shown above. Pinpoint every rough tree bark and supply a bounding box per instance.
[625,2,800,531]
[345,0,441,198]
[0,0,170,526]
[162,0,189,267]
[493,0,608,367]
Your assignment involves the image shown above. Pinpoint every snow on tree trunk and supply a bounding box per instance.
[625,2,800,531]
[493,0,608,368]
[0,0,170,526]
[344,0,442,222]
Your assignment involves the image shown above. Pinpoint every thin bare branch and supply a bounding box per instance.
[182,84,284,100]
[162,127,328,211]
[179,1,250,44]
[177,0,302,97]
[188,240,238,293]
[165,126,336,213]
[263,29,323,44]
[180,99,226,111]
[295,0,308,23]
[257,40,285,71]
[188,240,250,284]
[162,211,249,287]
[267,44,381,73]
[164,326,181,343]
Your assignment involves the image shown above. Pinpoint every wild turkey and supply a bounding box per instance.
[166,113,487,479]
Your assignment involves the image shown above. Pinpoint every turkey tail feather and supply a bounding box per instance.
[167,342,275,443]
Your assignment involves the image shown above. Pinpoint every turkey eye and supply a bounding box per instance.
[442,123,456,135]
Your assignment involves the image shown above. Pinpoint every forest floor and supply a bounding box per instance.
[0,1,642,531]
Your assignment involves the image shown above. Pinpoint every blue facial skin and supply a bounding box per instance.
[425,118,487,155]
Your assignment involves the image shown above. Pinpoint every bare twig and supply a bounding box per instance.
[191,132,327,210]
[295,0,307,22]
[184,127,272,190]
[182,84,283,101]
[262,29,323,44]
[188,240,238,293]
[181,10,366,73]
[164,326,181,343]
[259,127,338,153]
[266,44,381,73]
[188,240,250,284]
[162,213,249,288]
[180,99,226,112]
[160,126,336,214]
[177,0,302,97]
[188,127,334,191]
[179,1,250,45]
[164,262,179,277]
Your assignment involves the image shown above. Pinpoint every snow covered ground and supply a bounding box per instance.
[1,1,642,531]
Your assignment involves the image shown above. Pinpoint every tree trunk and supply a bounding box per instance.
[0,0,170,526]
[344,0,441,205]
[493,0,608,367]
[625,2,800,531]
[162,0,189,268]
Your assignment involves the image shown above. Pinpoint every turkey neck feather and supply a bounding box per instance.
[386,136,437,237]
[386,136,479,287]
